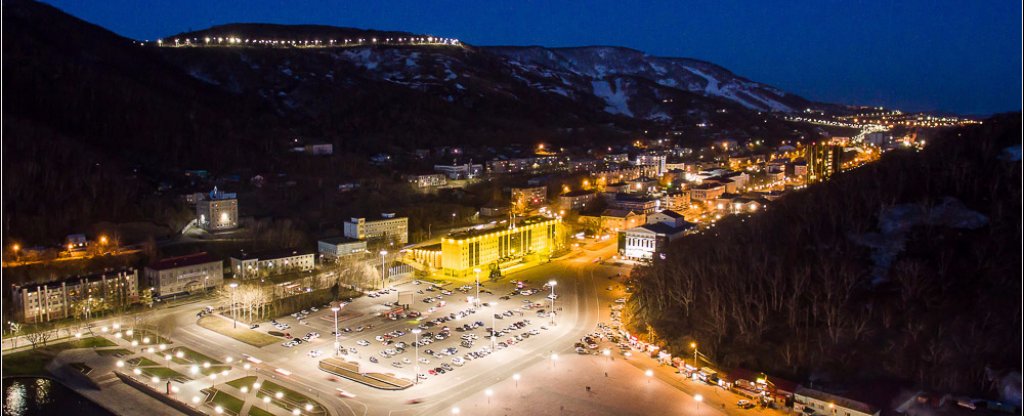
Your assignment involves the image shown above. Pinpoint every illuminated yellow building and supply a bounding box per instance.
[441,217,562,277]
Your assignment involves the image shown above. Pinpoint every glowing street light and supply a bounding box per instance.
[645,369,654,384]
[512,373,520,389]
[331,307,341,356]
[379,250,388,289]
[548,280,558,325]
[411,328,422,384]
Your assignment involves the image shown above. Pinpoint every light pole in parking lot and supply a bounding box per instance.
[547,280,557,326]
[512,373,520,389]
[229,283,239,328]
[331,307,341,356]
[489,302,498,348]
[473,268,481,307]
[695,394,703,416]
[379,250,388,290]
[411,328,421,384]
[690,342,698,369]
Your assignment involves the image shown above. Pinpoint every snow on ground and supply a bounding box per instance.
[444,353,720,416]
[591,79,633,117]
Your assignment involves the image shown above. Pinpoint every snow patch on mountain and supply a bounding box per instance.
[591,79,632,116]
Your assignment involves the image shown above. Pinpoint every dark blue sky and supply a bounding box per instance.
[46,0,1021,115]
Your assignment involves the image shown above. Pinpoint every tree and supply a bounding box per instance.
[24,324,55,349]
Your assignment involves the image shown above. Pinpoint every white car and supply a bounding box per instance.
[357,340,371,346]
[452,357,465,366]
[418,357,430,364]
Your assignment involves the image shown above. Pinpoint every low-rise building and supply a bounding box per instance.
[690,182,726,202]
[344,213,409,245]
[609,194,661,214]
[660,191,690,211]
[440,217,563,277]
[557,190,597,212]
[511,186,548,208]
[794,387,880,416]
[318,237,368,260]
[619,221,693,260]
[434,162,483,179]
[601,209,646,233]
[11,268,140,323]
[197,187,238,231]
[230,248,316,279]
[303,143,334,155]
[406,173,448,188]
[145,253,223,298]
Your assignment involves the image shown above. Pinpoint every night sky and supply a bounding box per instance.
[44,0,1021,115]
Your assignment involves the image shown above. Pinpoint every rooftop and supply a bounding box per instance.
[637,221,695,235]
[796,386,878,415]
[318,236,364,245]
[147,252,221,271]
[232,247,313,261]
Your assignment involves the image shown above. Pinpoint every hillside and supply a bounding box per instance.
[1,0,836,243]
[627,113,1022,400]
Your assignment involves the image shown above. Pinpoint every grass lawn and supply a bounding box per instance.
[247,406,274,416]
[44,336,116,352]
[124,332,172,346]
[140,366,189,382]
[96,348,133,357]
[226,376,258,390]
[261,380,324,413]
[1,350,54,376]
[197,316,279,347]
[201,365,232,376]
[2,336,118,376]
[208,389,245,415]
[169,346,222,365]
[127,357,160,367]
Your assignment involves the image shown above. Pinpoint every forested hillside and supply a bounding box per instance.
[628,113,1022,397]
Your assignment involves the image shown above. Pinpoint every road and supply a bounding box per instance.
[148,240,621,416]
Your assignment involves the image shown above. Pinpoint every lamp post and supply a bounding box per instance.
[548,280,557,326]
[485,388,493,405]
[489,301,498,348]
[695,394,703,416]
[411,328,421,384]
[229,283,238,328]
[512,373,520,389]
[379,250,388,290]
[691,342,698,369]
[550,352,559,369]
[331,307,341,356]
[473,268,481,307]
[645,369,654,384]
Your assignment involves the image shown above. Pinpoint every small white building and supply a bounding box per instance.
[229,248,316,279]
[318,237,368,259]
[434,162,483,179]
[794,387,880,416]
[344,213,409,245]
[196,187,238,231]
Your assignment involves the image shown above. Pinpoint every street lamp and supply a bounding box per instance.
[691,342,698,369]
[411,328,421,384]
[379,250,388,290]
[695,394,703,416]
[229,283,239,328]
[548,280,558,325]
[551,352,559,369]
[512,373,520,389]
[331,307,341,356]
[489,302,498,348]
[485,388,493,405]
[473,268,481,307]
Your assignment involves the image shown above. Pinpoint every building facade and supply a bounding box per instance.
[601,209,646,233]
[318,237,368,259]
[557,190,596,211]
[794,387,879,416]
[11,268,140,323]
[230,248,316,279]
[406,173,448,188]
[806,143,843,183]
[197,187,238,231]
[440,217,562,277]
[343,214,409,245]
[511,186,548,208]
[434,163,483,179]
[145,253,223,297]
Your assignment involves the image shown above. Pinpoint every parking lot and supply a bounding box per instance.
[251,277,562,385]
